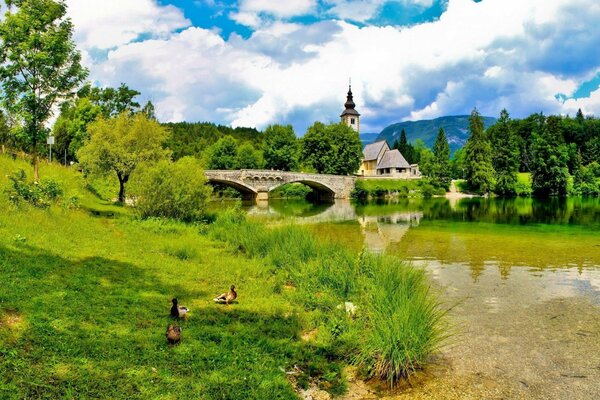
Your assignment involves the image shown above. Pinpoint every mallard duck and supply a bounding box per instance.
[170,298,189,318]
[214,285,237,304]
[166,325,182,344]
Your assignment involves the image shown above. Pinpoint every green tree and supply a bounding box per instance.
[432,127,451,189]
[530,115,569,196]
[451,147,466,179]
[77,82,141,117]
[237,142,263,169]
[263,124,299,171]
[397,129,415,163]
[0,109,13,153]
[77,113,171,203]
[301,122,333,173]
[465,108,495,193]
[53,97,101,163]
[489,109,519,196]
[0,0,88,180]
[412,139,434,177]
[207,135,238,170]
[130,157,212,221]
[301,122,362,175]
[141,100,156,121]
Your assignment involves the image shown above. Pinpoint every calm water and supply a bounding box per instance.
[215,197,600,398]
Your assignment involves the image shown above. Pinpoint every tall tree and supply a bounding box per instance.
[77,113,171,203]
[77,82,141,117]
[432,128,451,189]
[488,109,519,196]
[52,97,101,163]
[237,142,263,169]
[0,0,87,179]
[397,128,415,163]
[301,122,362,175]
[263,124,299,171]
[465,108,495,193]
[207,135,238,170]
[301,122,332,173]
[530,115,569,196]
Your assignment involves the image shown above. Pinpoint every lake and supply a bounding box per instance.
[215,197,600,398]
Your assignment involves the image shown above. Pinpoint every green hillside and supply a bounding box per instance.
[376,115,497,153]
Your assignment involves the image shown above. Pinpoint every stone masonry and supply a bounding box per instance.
[204,170,356,200]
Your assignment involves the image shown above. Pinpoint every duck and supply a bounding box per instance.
[214,285,237,304]
[170,298,189,318]
[166,325,182,344]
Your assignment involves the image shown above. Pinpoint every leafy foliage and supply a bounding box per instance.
[130,157,212,221]
[263,124,299,171]
[237,142,263,169]
[0,0,88,179]
[301,122,362,175]
[77,82,141,118]
[77,113,171,202]
[5,169,63,207]
[207,135,238,170]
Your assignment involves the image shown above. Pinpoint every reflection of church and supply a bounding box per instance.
[340,84,421,178]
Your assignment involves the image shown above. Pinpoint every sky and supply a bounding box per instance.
[65,0,600,135]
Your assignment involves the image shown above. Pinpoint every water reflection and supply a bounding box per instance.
[224,197,600,281]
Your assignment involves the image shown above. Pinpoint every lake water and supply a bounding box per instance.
[218,197,600,398]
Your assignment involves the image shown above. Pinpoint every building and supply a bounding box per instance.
[359,140,420,178]
[341,85,420,178]
[340,84,360,133]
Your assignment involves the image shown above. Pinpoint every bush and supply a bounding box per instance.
[129,157,212,222]
[5,169,64,207]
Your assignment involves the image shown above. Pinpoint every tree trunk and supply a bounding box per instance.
[1,144,5,154]
[117,173,129,203]
[33,151,39,181]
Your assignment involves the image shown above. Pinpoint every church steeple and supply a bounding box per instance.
[340,81,360,133]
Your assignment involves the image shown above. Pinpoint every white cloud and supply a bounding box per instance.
[74,0,600,134]
[238,0,316,18]
[66,0,190,50]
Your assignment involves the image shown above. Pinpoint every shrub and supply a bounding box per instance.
[129,157,212,222]
[5,169,63,207]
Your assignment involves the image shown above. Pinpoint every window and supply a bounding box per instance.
[350,118,355,124]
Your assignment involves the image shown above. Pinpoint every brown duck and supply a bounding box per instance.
[214,285,237,304]
[166,325,182,345]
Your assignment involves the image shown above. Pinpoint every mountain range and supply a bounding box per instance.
[361,115,497,154]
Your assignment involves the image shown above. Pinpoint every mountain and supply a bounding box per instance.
[375,115,497,154]
[359,132,379,146]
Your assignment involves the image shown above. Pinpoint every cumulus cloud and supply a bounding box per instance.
[71,0,600,134]
[66,0,190,50]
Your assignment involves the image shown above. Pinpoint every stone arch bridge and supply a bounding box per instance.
[204,170,356,200]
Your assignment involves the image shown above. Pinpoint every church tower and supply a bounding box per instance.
[340,83,360,133]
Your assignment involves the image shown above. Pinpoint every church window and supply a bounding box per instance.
[350,118,355,124]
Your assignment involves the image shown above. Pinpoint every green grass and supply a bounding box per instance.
[353,178,445,199]
[0,155,448,397]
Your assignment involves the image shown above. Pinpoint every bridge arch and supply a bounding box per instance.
[269,179,336,201]
[206,178,257,200]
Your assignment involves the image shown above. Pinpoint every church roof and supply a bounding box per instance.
[363,140,387,161]
[340,85,360,117]
[377,149,410,169]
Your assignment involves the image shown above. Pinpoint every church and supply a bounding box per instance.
[340,85,421,178]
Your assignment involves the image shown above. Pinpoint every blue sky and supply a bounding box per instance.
[66,0,600,135]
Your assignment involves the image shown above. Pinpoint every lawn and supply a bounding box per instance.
[0,155,447,398]
[0,156,307,399]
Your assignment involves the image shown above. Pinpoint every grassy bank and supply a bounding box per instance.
[353,178,446,199]
[0,155,447,398]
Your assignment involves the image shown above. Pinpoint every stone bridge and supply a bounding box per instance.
[204,170,357,200]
